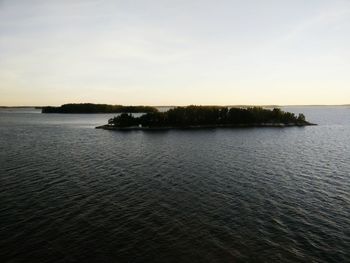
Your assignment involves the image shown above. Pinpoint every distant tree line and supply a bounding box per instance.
[42,103,158,113]
[108,106,309,127]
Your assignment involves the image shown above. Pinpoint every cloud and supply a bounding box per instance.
[268,4,350,47]
[1,0,350,105]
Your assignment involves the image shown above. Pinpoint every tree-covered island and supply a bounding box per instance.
[42,103,158,113]
[97,106,315,130]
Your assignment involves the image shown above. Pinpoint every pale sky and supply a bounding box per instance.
[0,0,350,106]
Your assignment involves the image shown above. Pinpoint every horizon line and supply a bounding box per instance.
[1,104,349,108]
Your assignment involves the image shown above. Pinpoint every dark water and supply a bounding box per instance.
[0,107,349,262]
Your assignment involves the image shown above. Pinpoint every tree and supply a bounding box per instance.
[297,113,306,122]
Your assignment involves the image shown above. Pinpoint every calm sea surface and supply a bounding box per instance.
[0,107,349,262]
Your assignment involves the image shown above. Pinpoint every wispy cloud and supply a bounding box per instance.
[266,3,350,48]
[1,0,350,105]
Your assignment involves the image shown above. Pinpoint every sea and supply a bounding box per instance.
[0,106,349,262]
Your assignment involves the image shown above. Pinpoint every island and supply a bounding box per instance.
[41,103,158,114]
[96,106,316,130]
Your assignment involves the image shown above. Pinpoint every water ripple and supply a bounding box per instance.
[1,108,350,262]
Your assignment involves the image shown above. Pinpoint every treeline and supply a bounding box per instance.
[108,106,309,127]
[42,103,158,113]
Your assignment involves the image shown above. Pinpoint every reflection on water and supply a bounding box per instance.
[0,107,349,262]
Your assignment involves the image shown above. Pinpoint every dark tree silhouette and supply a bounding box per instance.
[42,103,158,114]
[107,106,312,128]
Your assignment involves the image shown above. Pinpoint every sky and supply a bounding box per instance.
[0,0,350,106]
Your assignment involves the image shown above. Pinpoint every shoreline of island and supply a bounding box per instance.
[96,122,316,130]
[95,105,316,131]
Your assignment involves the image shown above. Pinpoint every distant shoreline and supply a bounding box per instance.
[0,104,349,109]
[0,106,42,109]
[41,104,158,114]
